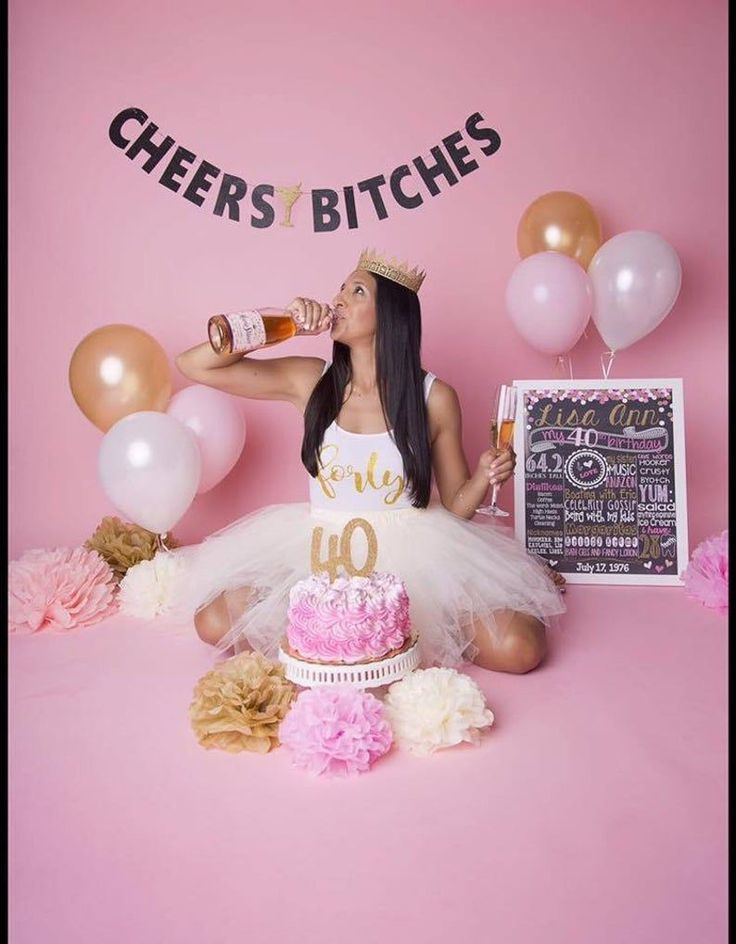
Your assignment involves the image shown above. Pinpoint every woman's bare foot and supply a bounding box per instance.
[529,552,566,593]
[547,568,567,593]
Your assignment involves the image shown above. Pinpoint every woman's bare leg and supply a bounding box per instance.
[194,586,259,648]
[467,609,548,674]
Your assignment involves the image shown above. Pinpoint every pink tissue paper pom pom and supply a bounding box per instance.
[8,547,119,634]
[682,530,728,615]
[279,685,393,777]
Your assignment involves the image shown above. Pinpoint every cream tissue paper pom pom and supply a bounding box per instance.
[118,551,184,619]
[384,667,494,756]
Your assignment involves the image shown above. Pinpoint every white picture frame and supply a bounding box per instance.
[512,378,689,585]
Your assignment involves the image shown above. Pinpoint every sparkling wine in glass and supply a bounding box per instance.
[477,384,517,517]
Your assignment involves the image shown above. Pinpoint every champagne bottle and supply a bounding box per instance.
[207,308,297,354]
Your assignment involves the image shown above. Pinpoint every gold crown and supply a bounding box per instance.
[357,248,426,293]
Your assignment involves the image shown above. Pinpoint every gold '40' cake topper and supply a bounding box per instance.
[311,517,378,582]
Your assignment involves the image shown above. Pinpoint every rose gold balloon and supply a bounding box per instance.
[69,324,172,432]
[517,191,603,269]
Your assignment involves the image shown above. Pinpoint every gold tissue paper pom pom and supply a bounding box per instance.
[189,652,296,754]
[84,516,179,582]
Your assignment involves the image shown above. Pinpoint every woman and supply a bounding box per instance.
[174,250,565,673]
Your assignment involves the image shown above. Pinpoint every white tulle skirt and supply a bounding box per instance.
[169,502,565,668]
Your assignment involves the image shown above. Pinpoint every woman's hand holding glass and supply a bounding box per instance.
[477,446,516,488]
[476,384,518,517]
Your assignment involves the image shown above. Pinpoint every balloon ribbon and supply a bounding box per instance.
[600,350,616,380]
[555,354,574,379]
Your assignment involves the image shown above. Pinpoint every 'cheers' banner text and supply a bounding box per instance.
[108,107,501,232]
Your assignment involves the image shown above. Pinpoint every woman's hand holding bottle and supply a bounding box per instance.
[286,297,335,336]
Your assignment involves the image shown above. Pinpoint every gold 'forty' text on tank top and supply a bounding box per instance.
[316,443,405,505]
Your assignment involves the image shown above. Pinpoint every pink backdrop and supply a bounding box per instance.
[9,5,728,943]
[9,0,727,556]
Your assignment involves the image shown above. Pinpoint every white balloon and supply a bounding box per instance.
[588,230,682,351]
[98,411,201,534]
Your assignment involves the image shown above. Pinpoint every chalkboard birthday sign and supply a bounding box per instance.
[513,379,688,585]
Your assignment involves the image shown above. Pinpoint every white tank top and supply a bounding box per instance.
[309,363,436,512]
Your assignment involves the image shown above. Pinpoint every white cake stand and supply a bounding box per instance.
[278,639,421,689]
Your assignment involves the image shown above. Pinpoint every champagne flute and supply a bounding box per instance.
[476,384,517,516]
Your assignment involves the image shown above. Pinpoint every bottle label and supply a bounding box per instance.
[225,310,267,353]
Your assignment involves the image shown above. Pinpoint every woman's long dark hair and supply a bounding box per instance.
[301,273,432,507]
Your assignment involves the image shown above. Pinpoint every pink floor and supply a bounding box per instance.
[9,586,727,944]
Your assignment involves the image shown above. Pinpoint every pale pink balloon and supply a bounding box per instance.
[167,385,246,494]
[98,412,201,534]
[506,251,593,356]
[588,230,682,352]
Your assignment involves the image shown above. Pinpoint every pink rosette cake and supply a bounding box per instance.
[284,572,412,665]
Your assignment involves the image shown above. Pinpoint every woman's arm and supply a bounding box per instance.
[428,380,515,520]
[175,345,325,406]
[175,297,331,407]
